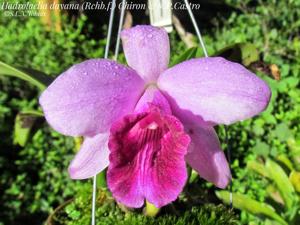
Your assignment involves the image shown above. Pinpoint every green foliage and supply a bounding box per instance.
[215,43,259,66]
[0,14,107,225]
[1,0,300,224]
[216,191,287,225]
[49,186,237,225]
[1,127,82,223]
[170,47,198,66]
[0,15,105,76]
[169,42,260,68]
[0,60,52,90]
[218,156,300,224]
[265,159,298,212]
[13,110,43,147]
[290,171,300,193]
[206,1,300,224]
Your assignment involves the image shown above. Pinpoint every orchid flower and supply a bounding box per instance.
[39,25,271,208]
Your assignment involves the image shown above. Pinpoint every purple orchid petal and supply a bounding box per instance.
[39,59,145,136]
[107,106,190,208]
[158,57,271,125]
[121,25,170,82]
[183,118,231,188]
[135,86,171,114]
[68,133,109,179]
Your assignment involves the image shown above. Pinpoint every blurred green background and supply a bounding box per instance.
[0,0,300,224]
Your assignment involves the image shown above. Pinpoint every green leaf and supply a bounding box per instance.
[189,169,199,183]
[240,43,260,66]
[266,185,284,205]
[272,123,293,142]
[215,43,259,66]
[277,154,294,171]
[13,111,43,147]
[247,160,270,178]
[0,61,53,90]
[289,171,300,193]
[287,139,300,170]
[170,47,198,67]
[216,191,288,225]
[170,43,259,68]
[96,170,107,188]
[252,140,270,157]
[265,159,298,210]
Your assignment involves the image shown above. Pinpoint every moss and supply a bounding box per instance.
[49,187,237,225]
